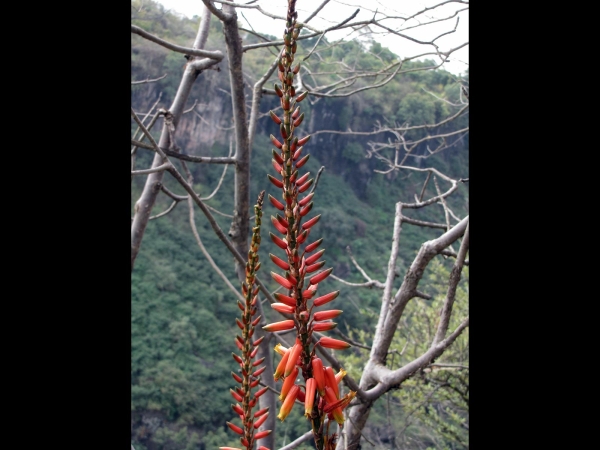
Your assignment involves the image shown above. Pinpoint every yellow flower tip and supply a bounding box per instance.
[274,343,288,355]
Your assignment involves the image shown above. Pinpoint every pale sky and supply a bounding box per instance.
[147,0,468,76]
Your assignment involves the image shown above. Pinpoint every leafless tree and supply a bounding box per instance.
[131,1,468,449]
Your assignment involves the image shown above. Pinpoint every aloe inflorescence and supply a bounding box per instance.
[262,1,356,449]
[221,191,272,450]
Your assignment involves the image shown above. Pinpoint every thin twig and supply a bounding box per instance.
[309,166,325,195]
[149,201,178,220]
[131,74,167,85]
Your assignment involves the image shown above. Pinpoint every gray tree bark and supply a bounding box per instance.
[131,8,220,271]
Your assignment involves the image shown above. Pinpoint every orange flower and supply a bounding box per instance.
[335,368,347,384]
[271,303,295,314]
[312,290,340,307]
[324,386,345,425]
[279,366,298,401]
[317,336,351,350]
[274,347,291,380]
[312,321,337,332]
[313,310,343,321]
[311,357,326,396]
[324,366,339,399]
[278,384,299,421]
[285,339,303,377]
[304,378,316,417]
[263,319,295,332]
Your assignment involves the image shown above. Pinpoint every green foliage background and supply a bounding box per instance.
[131,2,468,449]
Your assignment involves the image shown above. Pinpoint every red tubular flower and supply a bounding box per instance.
[252,356,265,367]
[269,194,285,210]
[313,290,340,307]
[252,366,266,377]
[295,172,310,186]
[268,174,284,188]
[304,238,323,253]
[293,112,305,127]
[262,319,295,332]
[296,229,310,244]
[230,388,243,403]
[254,386,269,398]
[297,134,311,146]
[231,372,242,383]
[303,284,318,299]
[269,110,282,124]
[305,248,325,265]
[297,178,314,193]
[274,292,296,306]
[298,192,314,207]
[270,134,283,149]
[313,310,343,321]
[311,357,326,396]
[299,201,313,217]
[289,170,298,184]
[292,147,303,161]
[312,321,337,332]
[304,378,316,417]
[296,153,310,169]
[253,413,269,429]
[309,268,333,285]
[272,149,284,164]
[272,159,283,173]
[271,303,295,314]
[254,430,272,440]
[276,214,289,228]
[271,216,287,234]
[278,384,299,421]
[302,214,321,230]
[227,422,244,435]
[306,260,325,273]
[269,232,288,249]
[286,272,298,286]
[296,91,308,102]
[279,366,299,401]
[269,253,290,271]
[318,336,351,350]
[254,407,269,418]
[271,271,294,289]
[232,404,244,416]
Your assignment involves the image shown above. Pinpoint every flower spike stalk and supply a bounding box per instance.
[261,2,355,449]
[221,192,272,450]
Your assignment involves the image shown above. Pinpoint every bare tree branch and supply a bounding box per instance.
[131,74,167,85]
[131,25,224,60]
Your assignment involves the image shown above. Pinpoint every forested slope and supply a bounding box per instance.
[131,2,468,449]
